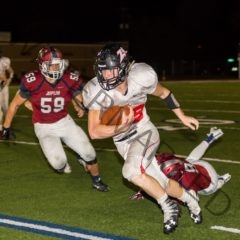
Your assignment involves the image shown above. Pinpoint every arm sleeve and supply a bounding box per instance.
[186,141,209,162]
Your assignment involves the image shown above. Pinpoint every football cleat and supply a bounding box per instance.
[162,198,180,234]
[217,173,231,189]
[129,190,145,200]
[190,212,202,224]
[92,179,109,192]
[186,190,202,224]
[205,127,223,144]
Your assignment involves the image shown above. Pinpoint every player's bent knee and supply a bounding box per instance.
[122,162,139,181]
[80,150,96,162]
[49,159,67,171]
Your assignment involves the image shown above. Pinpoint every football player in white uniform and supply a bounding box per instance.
[83,43,200,233]
[131,127,231,201]
[1,47,109,192]
[0,55,14,133]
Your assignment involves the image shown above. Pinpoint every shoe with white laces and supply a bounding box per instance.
[205,127,224,144]
[217,173,231,189]
[162,198,180,234]
[186,190,202,224]
[190,211,202,224]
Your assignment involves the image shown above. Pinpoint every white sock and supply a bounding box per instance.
[157,193,168,206]
[179,189,199,203]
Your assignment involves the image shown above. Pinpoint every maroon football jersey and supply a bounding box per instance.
[181,164,211,192]
[20,70,83,123]
[156,153,211,192]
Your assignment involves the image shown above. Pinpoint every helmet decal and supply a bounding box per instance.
[117,47,127,63]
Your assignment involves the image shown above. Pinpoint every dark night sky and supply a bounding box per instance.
[1,1,240,63]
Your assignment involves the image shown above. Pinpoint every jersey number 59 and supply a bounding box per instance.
[41,97,64,113]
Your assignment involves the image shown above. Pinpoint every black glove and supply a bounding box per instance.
[1,127,15,140]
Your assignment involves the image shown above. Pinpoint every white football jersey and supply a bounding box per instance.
[83,62,158,125]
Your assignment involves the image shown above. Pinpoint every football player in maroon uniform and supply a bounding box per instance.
[130,127,231,207]
[1,47,109,192]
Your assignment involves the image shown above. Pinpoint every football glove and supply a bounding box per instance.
[1,127,16,140]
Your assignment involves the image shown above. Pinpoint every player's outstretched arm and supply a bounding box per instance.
[152,83,199,131]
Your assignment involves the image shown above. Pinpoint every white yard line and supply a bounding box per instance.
[1,139,239,164]
[210,226,240,234]
[0,218,111,240]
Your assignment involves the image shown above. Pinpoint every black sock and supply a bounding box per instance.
[92,176,101,183]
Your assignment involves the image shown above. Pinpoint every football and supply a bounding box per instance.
[100,105,130,125]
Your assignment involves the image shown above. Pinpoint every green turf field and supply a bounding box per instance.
[0,80,240,239]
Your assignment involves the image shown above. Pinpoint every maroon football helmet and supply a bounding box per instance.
[155,153,184,181]
[36,47,66,81]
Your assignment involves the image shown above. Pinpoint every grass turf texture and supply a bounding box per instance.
[0,80,239,240]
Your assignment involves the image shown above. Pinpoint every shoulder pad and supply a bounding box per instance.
[130,63,158,88]
[21,70,43,90]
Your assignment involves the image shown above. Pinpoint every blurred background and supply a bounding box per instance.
[1,0,240,81]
